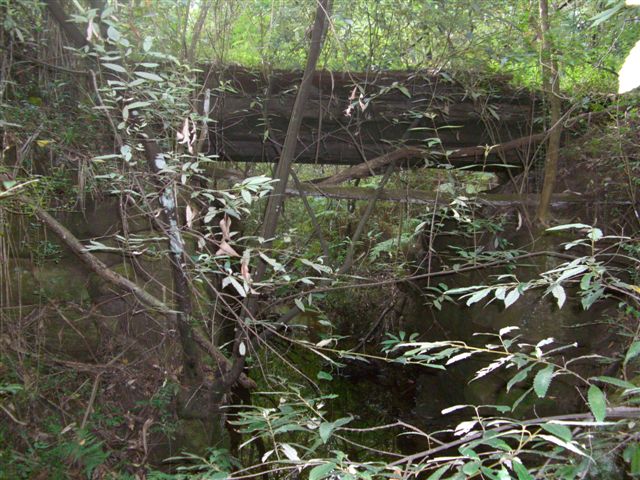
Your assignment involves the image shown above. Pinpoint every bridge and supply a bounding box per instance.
[203,67,542,178]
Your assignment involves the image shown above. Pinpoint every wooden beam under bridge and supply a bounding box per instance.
[285,184,598,208]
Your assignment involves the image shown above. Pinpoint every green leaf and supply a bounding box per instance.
[143,36,153,52]
[134,71,164,82]
[426,465,450,480]
[102,62,127,73]
[591,376,636,390]
[590,2,624,28]
[308,463,335,480]
[507,364,534,392]
[272,424,308,434]
[126,101,151,110]
[580,273,593,291]
[106,25,121,42]
[466,288,492,306]
[541,423,572,442]
[318,416,352,443]
[319,422,333,443]
[462,461,481,475]
[551,284,566,309]
[512,460,534,480]
[512,387,533,411]
[480,466,511,480]
[0,384,22,395]
[624,341,640,367]
[623,443,640,474]
[396,84,411,98]
[538,434,588,457]
[546,223,591,231]
[482,437,512,451]
[587,385,607,422]
[533,365,555,398]
[317,371,333,381]
[504,288,520,308]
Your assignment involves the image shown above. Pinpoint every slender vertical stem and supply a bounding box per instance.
[536,0,562,225]
[254,0,332,283]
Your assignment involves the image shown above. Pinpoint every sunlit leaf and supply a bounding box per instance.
[446,351,477,365]
[541,423,572,442]
[504,288,520,308]
[441,404,470,415]
[102,62,127,73]
[134,71,164,82]
[538,434,589,457]
[454,420,477,437]
[499,326,519,337]
[551,284,566,309]
[143,36,153,52]
[107,25,121,42]
[466,288,492,306]
[280,443,299,461]
[546,223,591,231]
[619,39,640,93]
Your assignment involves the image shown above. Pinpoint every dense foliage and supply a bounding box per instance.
[1,0,639,479]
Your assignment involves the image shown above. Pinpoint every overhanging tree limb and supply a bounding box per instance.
[313,134,546,187]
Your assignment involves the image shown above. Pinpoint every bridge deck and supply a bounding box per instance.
[202,68,540,171]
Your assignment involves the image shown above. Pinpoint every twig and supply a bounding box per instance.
[389,407,640,467]
[0,403,27,426]
[80,373,102,430]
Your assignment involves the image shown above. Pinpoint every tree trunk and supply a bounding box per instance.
[186,0,213,64]
[254,0,332,282]
[221,0,332,390]
[536,0,562,225]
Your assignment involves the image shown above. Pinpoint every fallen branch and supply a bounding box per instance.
[313,134,545,186]
[315,147,424,186]
[447,132,545,160]
[19,197,255,390]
